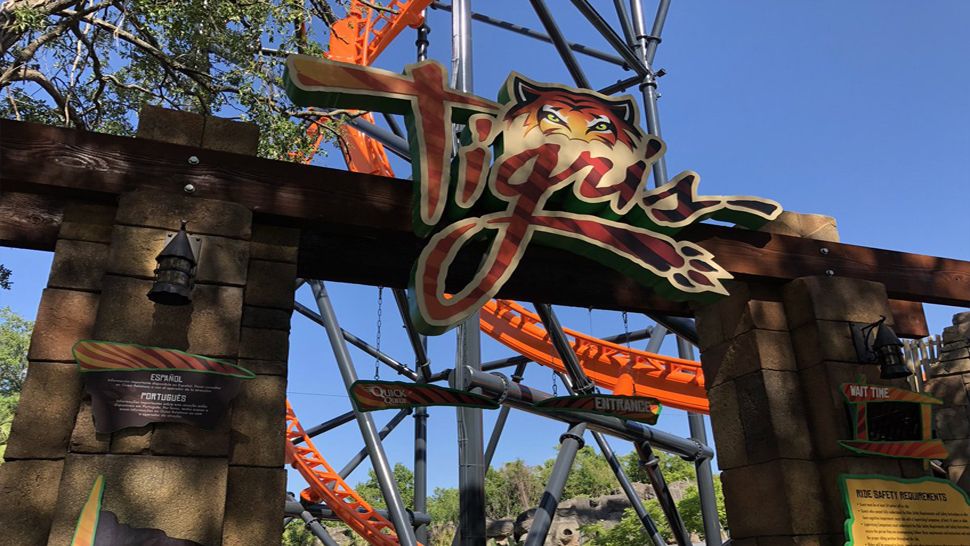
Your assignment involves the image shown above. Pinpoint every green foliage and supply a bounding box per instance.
[0,264,10,290]
[354,463,414,511]
[0,307,30,463]
[281,519,322,546]
[1,0,336,160]
[485,458,544,519]
[0,393,19,462]
[427,486,460,524]
[621,449,694,485]
[557,446,620,500]
[581,505,662,546]
[677,477,726,539]
[0,307,31,397]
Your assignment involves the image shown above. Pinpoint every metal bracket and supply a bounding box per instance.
[559,431,586,449]
[849,322,878,363]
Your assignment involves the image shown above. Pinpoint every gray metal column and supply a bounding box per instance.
[628,0,671,188]
[451,2,486,543]
[678,337,722,546]
[285,498,341,546]
[592,431,667,546]
[524,422,588,546]
[534,303,663,543]
[635,441,692,546]
[484,362,528,468]
[413,404,429,544]
[338,409,412,479]
[307,281,418,546]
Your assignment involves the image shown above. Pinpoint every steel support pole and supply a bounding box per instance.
[429,2,627,67]
[646,324,667,354]
[529,0,590,89]
[569,0,648,76]
[593,431,667,546]
[300,504,433,526]
[294,410,356,444]
[393,288,431,379]
[307,281,418,546]
[553,372,666,545]
[483,362,527,468]
[535,304,665,543]
[411,30,431,543]
[450,2,486,543]
[284,499,341,546]
[635,441,692,546]
[627,0,670,188]
[295,302,419,381]
[338,409,412,479]
[524,422,588,546]
[612,0,637,47]
[533,303,595,394]
[678,337,722,546]
[413,404,429,544]
[461,368,711,460]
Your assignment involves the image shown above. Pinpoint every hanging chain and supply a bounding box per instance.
[551,369,559,396]
[587,306,594,336]
[622,311,630,347]
[374,286,383,380]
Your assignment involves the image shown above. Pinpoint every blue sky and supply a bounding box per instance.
[2,1,969,497]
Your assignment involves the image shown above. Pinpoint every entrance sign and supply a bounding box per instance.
[285,56,782,335]
[350,380,499,411]
[73,340,254,433]
[840,382,947,460]
[841,474,970,545]
[535,394,661,424]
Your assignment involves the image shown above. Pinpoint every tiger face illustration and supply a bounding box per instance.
[487,74,665,217]
[505,77,641,148]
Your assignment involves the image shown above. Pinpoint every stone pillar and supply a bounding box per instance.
[696,213,928,546]
[0,107,294,546]
[924,312,970,493]
[0,202,114,545]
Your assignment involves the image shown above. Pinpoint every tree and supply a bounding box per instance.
[621,449,695,485]
[581,504,671,546]
[0,264,10,290]
[281,519,322,546]
[354,462,414,511]
[0,0,340,159]
[485,459,544,519]
[0,307,31,462]
[677,477,726,540]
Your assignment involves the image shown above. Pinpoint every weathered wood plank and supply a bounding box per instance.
[0,192,63,251]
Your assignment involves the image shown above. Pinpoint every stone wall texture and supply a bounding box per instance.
[0,108,293,546]
[924,311,970,494]
[696,214,931,545]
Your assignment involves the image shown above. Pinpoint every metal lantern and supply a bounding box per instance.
[147,221,197,306]
[872,322,911,379]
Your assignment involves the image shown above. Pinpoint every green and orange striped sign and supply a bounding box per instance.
[73,340,254,378]
[535,394,661,424]
[350,380,499,412]
[73,340,253,433]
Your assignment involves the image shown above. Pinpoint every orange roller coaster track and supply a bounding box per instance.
[285,401,425,546]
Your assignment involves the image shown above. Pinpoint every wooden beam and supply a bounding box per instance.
[1,119,967,322]
[0,192,63,251]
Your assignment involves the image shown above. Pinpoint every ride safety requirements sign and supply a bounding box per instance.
[841,474,970,545]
